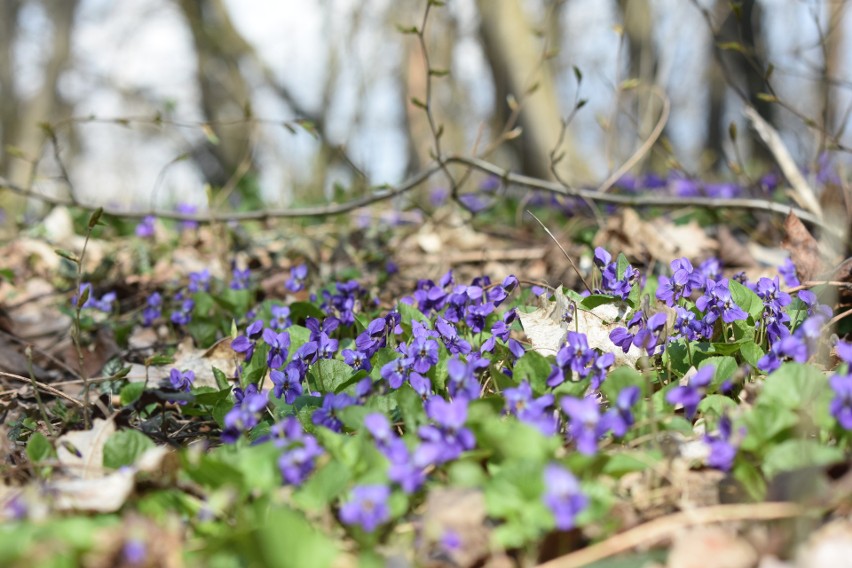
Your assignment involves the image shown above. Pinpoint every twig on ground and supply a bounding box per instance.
[0,370,84,407]
[827,306,852,327]
[535,502,810,568]
[788,280,852,293]
[406,247,547,265]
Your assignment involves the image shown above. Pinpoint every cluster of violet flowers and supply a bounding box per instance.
[139,265,258,328]
[142,249,852,536]
[215,266,613,532]
[73,282,116,313]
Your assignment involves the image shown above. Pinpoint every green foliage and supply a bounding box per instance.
[103,429,155,469]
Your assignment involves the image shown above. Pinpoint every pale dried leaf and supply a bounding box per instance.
[796,520,852,568]
[518,287,641,368]
[126,337,239,388]
[51,470,135,513]
[51,437,169,513]
[57,418,115,480]
[667,527,758,568]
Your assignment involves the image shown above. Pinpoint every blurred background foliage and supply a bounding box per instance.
[1,0,851,232]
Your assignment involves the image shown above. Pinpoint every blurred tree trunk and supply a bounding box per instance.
[617,0,661,171]
[175,0,255,189]
[706,0,772,169]
[475,0,588,182]
[0,0,79,235]
[823,1,847,148]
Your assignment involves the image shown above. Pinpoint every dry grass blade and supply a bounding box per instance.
[527,211,592,293]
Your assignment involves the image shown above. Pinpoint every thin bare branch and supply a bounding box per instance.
[743,105,823,218]
[535,502,810,568]
[1,153,841,238]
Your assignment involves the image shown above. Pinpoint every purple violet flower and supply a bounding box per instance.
[271,365,303,403]
[270,304,292,330]
[169,368,195,392]
[560,396,604,455]
[339,485,391,532]
[436,317,471,355]
[779,258,800,287]
[601,385,640,437]
[221,385,268,443]
[176,203,199,231]
[170,298,194,326]
[656,257,704,306]
[135,215,156,238]
[503,381,557,436]
[230,267,251,290]
[312,393,356,432]
[141,292,162,326]
[696,279,748,324]
[416,396,475,466]
[704,415,738,471]
[232,319,264,363]
[829,344,852,429]
[262,328,291,369]
[286,264,308,292]
[543,464,588,531]
[666,365,714,420]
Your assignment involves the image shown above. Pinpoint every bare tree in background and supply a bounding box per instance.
[705,0,773,168]
[0,0,80,233]
[175,0,256,190]
[475,0,589,183]
[615,0,663,171]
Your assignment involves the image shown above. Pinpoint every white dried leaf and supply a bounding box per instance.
[126,336,239,388]
[51,470,135,513]
[56,417,115,479]
[518,287,642,368]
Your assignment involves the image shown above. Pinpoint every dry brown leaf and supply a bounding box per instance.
[717,226,758,269]
[518,287,641,368]
[782,211,823,282]
[596,209,717,265]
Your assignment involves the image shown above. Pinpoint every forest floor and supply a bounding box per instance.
[0,184,851,568]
